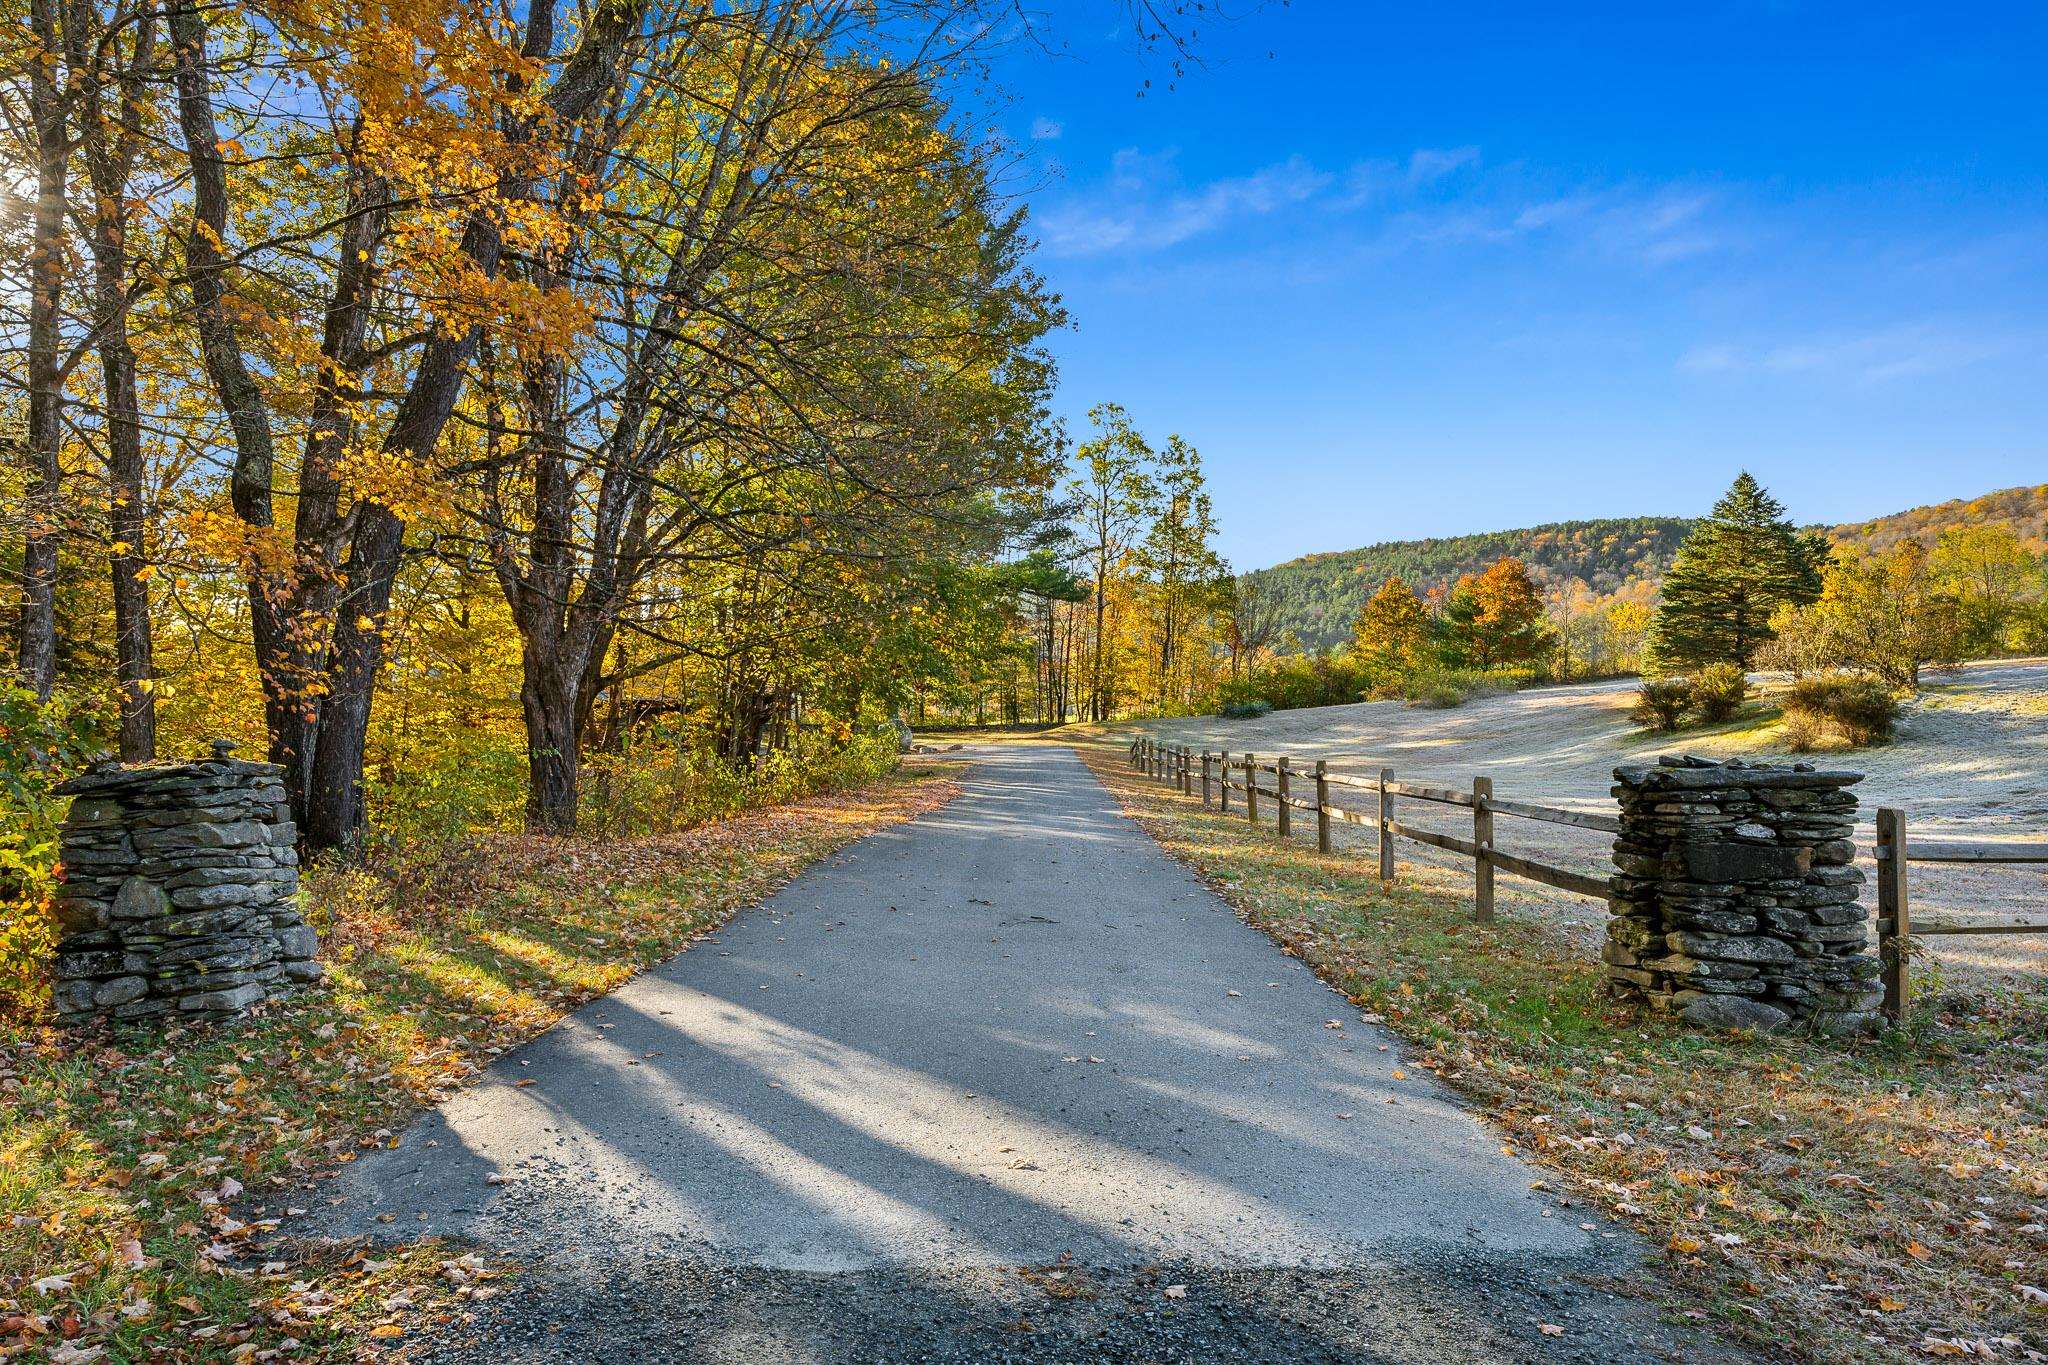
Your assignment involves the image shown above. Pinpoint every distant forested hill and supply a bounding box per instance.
[1251,485,2048,651]
[1250,518,1695,649]
[1829,484,2048,555]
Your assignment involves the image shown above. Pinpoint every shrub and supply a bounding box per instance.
[1691,663,1749,723]
[1395,666,1525,709]
[1781,671,1900,748]
[365,724,529,850]
[1633,677,1694,731]
[1219,698,1273,719]
[1404,673,1470,709]
[581,725,899,839]
[1,687,112,1016]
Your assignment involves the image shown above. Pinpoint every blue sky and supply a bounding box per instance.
[982,2,2048,570]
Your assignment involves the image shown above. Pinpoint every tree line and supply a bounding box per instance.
[1647,471,2048,689]
[915,403,1237,727]
[0,0,1141,850]
[1201,472,2047,726]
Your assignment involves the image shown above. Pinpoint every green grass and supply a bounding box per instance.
[1,765,960,1361]
[1079,737,2048,1363]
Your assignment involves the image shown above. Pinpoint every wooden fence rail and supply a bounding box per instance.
[1874,806,2048,1021]
[1128,737,1611,922]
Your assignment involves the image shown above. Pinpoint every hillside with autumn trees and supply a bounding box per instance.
[1249,484,2048,652]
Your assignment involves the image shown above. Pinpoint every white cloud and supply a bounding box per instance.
[1030,116,1064,141]
[1034,142,1732,274]
[1038,151,1333,256]
[1342,146,1480,205]
[1407,146,1481,184]
[1397,185,1724,265]
[1677,324,2019,383]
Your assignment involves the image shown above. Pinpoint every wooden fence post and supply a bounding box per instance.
[1276,757,1292,838]
[1180,747,1191,795]
[1220,752,1231,813]
[1315,760,1331,855]
[1245,753,1259,825]
[1377,768,1394,885]
[1201,752,1213,807]
[1878,806,1910,1023]
[1472,775,1494,922]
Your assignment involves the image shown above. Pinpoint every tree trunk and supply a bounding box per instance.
[302,503,405,853]
[70,0,161,757]
[17,0,67,699]
[99,312,156,759]
[522,650,580,834]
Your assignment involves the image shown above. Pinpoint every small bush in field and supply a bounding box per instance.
[1691,663,1749,723]
[1633,677,1694,731]
[1781,711,1823,753]
[1782,671,1899,747]
[1219,698,1273,719]
[1399,667,1524,709]
[1405,671,1470,709]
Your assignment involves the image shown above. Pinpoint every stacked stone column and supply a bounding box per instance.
[1606,755,1880,1034]
[49,743,321,1025]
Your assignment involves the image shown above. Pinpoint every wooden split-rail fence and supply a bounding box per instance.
[1872,809,2048,1019]
[1124,736,1614,923]
[1127,737,2048,1024]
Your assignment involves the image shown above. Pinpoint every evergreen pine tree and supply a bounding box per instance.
[1647,473,1828,671]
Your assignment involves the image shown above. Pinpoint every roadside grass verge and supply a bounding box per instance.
[1075,738,2048,1364]
[0,764,960,1362]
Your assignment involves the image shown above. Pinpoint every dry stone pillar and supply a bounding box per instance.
[49,742,320,1025]
[1606,755,1879,1034]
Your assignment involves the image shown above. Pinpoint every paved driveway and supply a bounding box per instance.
[307,746,1727,1363]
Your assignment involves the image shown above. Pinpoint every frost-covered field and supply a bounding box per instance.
[1136,659,2048,985]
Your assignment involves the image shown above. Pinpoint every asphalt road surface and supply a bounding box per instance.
[303,746,1733,1363]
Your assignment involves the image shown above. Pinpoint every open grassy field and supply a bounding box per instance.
[1130,659,2048,986]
